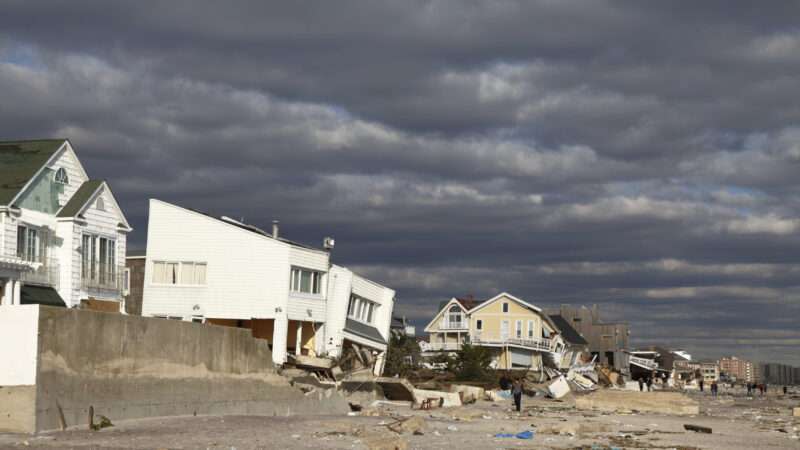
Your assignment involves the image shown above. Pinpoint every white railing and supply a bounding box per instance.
[20,259,59,287]
[428,342,463,351]
[629,355,659,370]
[439,321,467,330]
[81,265,125,293]
[472,336,556,352]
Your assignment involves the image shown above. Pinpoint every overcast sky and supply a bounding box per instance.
[2,1,800,365]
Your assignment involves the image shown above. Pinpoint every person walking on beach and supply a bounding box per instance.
[646,376,653,392]
[512,379,523,413]
[638,377,644,392]
[699,378,704,392]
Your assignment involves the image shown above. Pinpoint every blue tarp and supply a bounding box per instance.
[494,430,535,440]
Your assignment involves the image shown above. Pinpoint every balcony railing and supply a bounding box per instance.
[472,336,556,352]
[81,265,125,294]
[629,355,659,370]
[428,342,463,351]
[20,259,59,287]
[439,321,467,330]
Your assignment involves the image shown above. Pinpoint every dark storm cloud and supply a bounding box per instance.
[2,1,800,364]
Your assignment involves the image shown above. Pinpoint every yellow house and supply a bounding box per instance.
[424,293,563,370]
[468,293,560,370]
[423,297,482,352]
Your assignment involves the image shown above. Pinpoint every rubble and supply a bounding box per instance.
[575,390,700,416]
[386,416,427,435]
[413,389,462,408]
[375,378,417,402]
[547,376,571,399]
[794,407,800,417]
[449,384,485,404]
[684,424,713,434]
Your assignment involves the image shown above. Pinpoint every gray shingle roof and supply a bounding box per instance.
[57,180,104,218]
[0,139,65,206]
[345,318,387,345]
[549,314,589,346]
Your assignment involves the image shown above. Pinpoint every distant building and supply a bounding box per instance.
[718,356,755,383]
[759,362,797,385]
[547,305,629,370]
[390,315,416,337]
[700,361,720,383]
[124,250,146,315]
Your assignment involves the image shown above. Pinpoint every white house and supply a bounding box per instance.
[140,199,396,372]
[0,139,131,309]
[326,265,395,375]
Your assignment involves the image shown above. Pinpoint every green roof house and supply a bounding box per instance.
[0,139,131,309]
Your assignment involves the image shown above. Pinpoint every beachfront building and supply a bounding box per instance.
[0,139,131,310]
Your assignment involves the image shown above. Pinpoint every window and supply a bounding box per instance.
[290,267,322,294]
[348,295,378,324]
[476,320,482,330]
[502,302,509,313]
[17,226,42,262]
[527,320,534,339]
[96,197,105,211]
[516,320,522,338]
[54,167,69,185]
[447,305,463,327]
[81,234,116,285]
[151,261,207,286]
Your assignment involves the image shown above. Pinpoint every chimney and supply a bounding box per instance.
[272,220,279,239]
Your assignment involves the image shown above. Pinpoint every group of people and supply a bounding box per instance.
[746,382,770,396]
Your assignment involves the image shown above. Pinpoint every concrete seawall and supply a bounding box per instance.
[0,306,347,433]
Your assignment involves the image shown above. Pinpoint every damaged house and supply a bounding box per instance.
[425,293,567,371]
[0,139,131,310]
[140,199,394,374]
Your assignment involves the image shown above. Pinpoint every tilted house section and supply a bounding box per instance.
[141,199,396,373]
[327,265,395,375]
[0,139,131,309]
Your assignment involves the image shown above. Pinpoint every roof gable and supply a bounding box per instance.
[468,292,542,315]
[548,314,588,346]
[57,180,132,230]
[0,139,66,206]
[423,297,466,332]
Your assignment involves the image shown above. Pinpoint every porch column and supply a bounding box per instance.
[13,280,21,306]
[373,351,386,376]
[295,321,303,356]
[272,314,288,366]
[1,279,10,305]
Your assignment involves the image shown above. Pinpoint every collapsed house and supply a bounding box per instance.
[140,199,394,374]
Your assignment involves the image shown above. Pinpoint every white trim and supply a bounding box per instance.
[149,199,324,255]
[8,140,69,206]
[423,297,467,332]
[342,330,388,351]
[467,292,543,315]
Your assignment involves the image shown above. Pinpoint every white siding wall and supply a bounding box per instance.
[287,246,329,323]
[0,212,15,257]
[142,199,291,321]
[324,265,354,357]
[75,187,127,304]
[49,144,89,210]
[352,273,395,342]
[324,265,396,359]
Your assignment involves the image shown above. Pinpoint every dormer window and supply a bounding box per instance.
[447,305,463,328]
[54,167,69,185]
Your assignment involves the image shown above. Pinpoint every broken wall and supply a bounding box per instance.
[1,306,347,433]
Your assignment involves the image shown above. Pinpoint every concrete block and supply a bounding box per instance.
[449,384,485,403]
[575,390,699,416]
[548,376,571,399]
[412,389,462,408]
